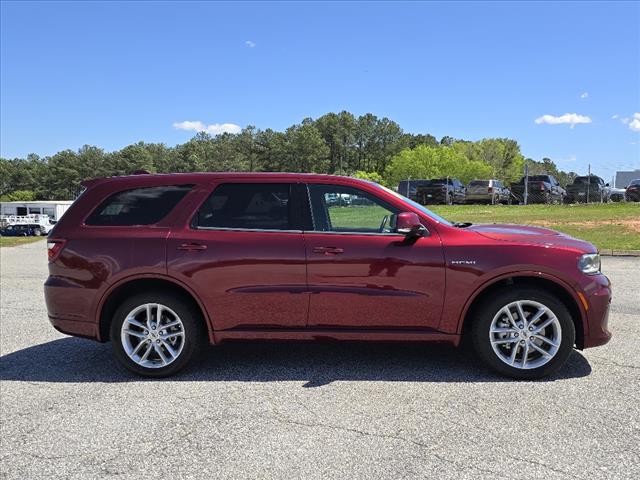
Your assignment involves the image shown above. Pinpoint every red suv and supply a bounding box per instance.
[45,173,612,379]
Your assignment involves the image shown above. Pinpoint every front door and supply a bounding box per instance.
[167,182,309,330]
[304,184,445,329]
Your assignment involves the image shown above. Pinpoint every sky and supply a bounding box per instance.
[1,1,639,181]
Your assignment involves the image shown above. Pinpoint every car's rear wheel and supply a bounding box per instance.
[471,288,575,379]
[110,292,205,377]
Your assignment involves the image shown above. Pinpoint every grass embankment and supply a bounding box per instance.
[430,203,640,251]
[0,236,46,248]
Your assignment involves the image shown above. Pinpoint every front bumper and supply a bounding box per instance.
[581,274,612,348]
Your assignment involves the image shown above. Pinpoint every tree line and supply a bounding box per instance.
[0,111,577,201]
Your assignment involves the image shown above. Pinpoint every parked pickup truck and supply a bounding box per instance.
[565,175,610,203]
[397,180,433,202]
[415,178,465,205]
[511,175,565,204]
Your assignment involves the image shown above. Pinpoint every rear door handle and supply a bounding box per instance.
[312,246,344,255]
[177,243,207,251]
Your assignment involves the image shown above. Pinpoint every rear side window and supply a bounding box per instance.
[193,183,292,230]
[86,185,193,226]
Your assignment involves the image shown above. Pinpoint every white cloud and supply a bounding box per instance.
[245,40,256,48]
[534,113,592,128]
[558,154,577,163]
[580,92,589,99]
[173,121,241,135]
[628,113,640,132]
[612,114,619,119]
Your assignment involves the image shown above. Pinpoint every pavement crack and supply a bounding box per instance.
[270,415,510,478]
[503,453,588,480]
[588,355,640,371]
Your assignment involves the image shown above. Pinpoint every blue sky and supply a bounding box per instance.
[1,1,639,181]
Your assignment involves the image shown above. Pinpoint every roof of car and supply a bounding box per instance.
[82,172,364,188]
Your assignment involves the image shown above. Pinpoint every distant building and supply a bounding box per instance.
[0,200,73,221]
[615,169,640,188]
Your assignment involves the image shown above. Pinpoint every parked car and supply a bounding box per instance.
[465,179,511,204]
[565,175,610,203]
[415,178,465,205]
[608,187,626,203]
[0,223,45,236]
[625,179,640,202]
[45,173,611,380]
[325,193,352,207]
[510,175,566,204]
[397,180,432,202]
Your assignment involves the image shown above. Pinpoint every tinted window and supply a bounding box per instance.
[528,175,551,182]
[194,183,292,230]
[429,178,448,185]
[308,184,399,233]
[86,185,192,226]
[575,176,602,185]
[469,180,489,187]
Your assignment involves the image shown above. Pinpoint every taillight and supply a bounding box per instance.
[47,239,66,262]
[540,182,546,191]
[488,187,493,193]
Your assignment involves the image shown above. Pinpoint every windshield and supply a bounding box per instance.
[372,182,453,226]
[630,179,640,186]
[469,180,489,186]
[528,175,550,182]
[574,176,600,184]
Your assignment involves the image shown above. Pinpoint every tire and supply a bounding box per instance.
[471,287,575,380]
[110,291,206,377]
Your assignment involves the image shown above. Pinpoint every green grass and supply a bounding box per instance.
[0,236,46,248]
[430,203,640,251]
[327,205,390,230]
[329,202,640,251]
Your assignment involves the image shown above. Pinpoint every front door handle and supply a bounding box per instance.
[312,246,344,255]
[177,243,207,251]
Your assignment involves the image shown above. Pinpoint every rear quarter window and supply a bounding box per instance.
[85,185,193,226]
[193,183,292,230]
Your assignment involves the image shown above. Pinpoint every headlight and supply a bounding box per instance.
[578,253,601,274]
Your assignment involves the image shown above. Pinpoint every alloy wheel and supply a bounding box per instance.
[489,300,562,370]
[120,303,185,369]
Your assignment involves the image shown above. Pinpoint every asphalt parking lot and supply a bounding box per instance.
[1,240,639,479]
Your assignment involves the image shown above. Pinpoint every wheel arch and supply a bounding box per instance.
[459,274,586,349]
[97,275,212,343]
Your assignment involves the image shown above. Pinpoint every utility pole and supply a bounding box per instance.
[524,163,529,205]
[587,164,591,204]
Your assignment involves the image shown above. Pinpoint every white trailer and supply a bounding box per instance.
[0,200,73,222]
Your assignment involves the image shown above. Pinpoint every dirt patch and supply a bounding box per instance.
[528,219,640,233]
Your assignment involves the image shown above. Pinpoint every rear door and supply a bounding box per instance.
[167,181,309,330]
[303,183,445,329]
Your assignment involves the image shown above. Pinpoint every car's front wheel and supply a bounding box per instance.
[471,288,575,379]
[110,292,205,377]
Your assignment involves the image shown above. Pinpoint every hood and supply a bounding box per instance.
[467,223,596,252]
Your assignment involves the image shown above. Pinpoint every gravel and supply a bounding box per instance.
[1,239,639,479]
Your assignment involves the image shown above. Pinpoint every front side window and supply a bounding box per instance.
[307,184,399,234]
[193,183,292,230]
[86,185,193,226]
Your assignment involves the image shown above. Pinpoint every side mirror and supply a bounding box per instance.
[395,212,427,237]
